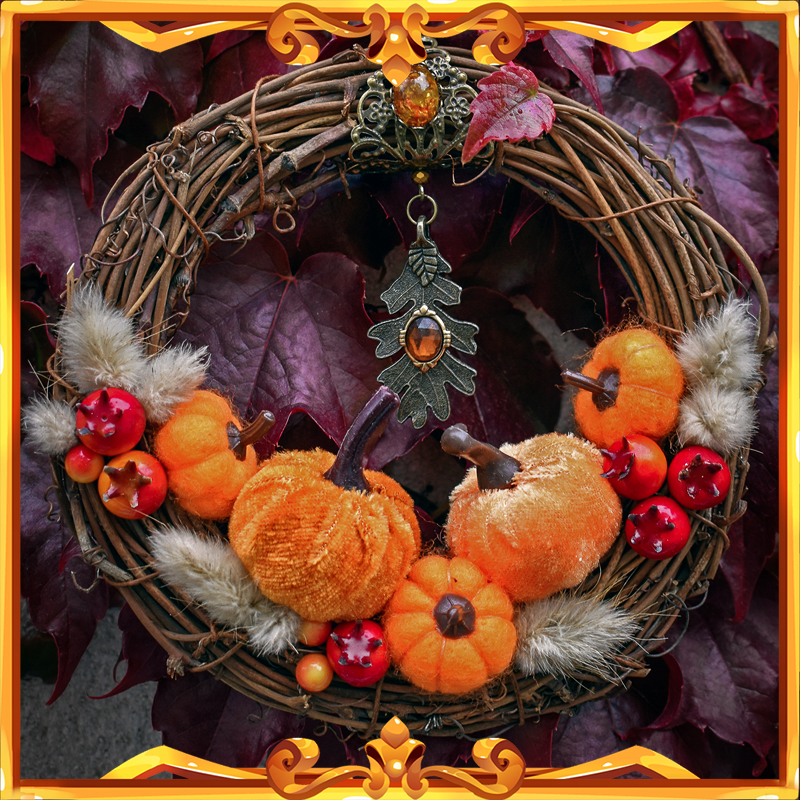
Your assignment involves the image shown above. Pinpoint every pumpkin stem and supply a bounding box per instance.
[323,387,400,492]
[434,593,476,639]
[227,411,275,461]
[562,368,620,410]
[440,424,521,491]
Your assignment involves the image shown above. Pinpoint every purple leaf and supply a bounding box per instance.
[720,77,778,141]
[205,30,253,64]
[503,714,558,767]
[21,139,144,298]
[609,23,710,81]
[22,22,202,205]
[90,603,168,699]
[573,68,779,269]
[175,231,380,447]
[721,23,779,93]
[670,75,721,122]
[152,671,304,767]
[666,573,779,767]
[199,31,290,108]
[360,171,507,271]
[542,30,603,113]
[21,104,56,166]
[20,441,109,704]
[462,63,556,165]
[509,188,546,242]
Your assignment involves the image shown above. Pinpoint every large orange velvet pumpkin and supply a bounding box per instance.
[153,390,273,520]
[445,432,622,603]
[383,555,516,695]
[563,328,685,449]
[228,388,420,622]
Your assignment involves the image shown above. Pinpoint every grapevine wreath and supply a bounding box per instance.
[28,42,772,741]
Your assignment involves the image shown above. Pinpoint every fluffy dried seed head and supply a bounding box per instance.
[677,383,757,456]
[22,396,78,456]
[57,284,147,394]
[677,297,761,390]
[136,344,209,424]
[514,592,638,681]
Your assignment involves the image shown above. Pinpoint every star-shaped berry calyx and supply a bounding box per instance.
[628,503,675,532]
[102,459,152,509]
[678,453,724,500]
[600,436,635,480]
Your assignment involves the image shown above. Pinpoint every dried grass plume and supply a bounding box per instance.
[678,383,757,456]
[137,344,209,424]
[149,526,300,656]
[514,593,638,681]
[22,396,78,455]
[57,284,147,394]
[677,297,761,390]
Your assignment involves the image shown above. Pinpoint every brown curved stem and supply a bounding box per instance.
[323,387,399,492]
[440,424,521,491]
[227,411,275,461]
[562,368,620,411]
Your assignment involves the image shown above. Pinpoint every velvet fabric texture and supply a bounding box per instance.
[153,390,259,520]
[383,555,516,695]
[228,448,420,622]
[445,434,622,603]
[573,328,685,448]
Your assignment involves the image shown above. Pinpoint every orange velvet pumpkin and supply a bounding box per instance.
[445,432,622,604]
[383,555,516,695]
[228,388,420,622]
[563,328,684,449]
[153,390,273,520]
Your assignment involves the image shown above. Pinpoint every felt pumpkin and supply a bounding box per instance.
[383,555,516,695]
[153,390,274,520]
[443,428,622,604]
[562,328,685,449]
[228,388,420,622]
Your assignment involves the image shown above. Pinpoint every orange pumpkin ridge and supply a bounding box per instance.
[228,388,421,622]
[383,555,516,695]
[153,389,274,520]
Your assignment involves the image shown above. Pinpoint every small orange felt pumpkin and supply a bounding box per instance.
[153,390,274,520]
[228,388,420,622]
[383,555,516,695]
[562,328,684,449]
[443,430,622,604]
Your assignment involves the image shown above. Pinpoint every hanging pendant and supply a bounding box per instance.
[367,184,478,428]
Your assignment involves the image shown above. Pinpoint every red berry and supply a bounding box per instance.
[668,446,732,510]
[64,444,105,483]
[298,619,332,647]
[295,653,333,693]
[326,620,389,688]
[600,435,667,500]
[96,451,167,519]
[625,497,691,560]
[76,388,146,456]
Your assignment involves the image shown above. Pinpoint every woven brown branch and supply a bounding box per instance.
[48,47,770,739]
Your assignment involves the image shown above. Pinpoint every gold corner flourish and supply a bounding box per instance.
[265,3,525,85]
[265,716,525,799]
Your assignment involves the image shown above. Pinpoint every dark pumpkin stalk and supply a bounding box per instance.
[324,387,400,492]
[440,424,521,491]
[227,410,275,461]
[562,367,621,411]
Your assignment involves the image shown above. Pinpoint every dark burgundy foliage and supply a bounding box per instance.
[22,22,202,205]
[20,442,109,705]
[152,670,304,767]
[19,22,780,779]
[90,603,169,699]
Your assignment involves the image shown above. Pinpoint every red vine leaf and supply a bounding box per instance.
[21,104,56,166]
[541,30,603,113]
[22,21,202,205]
[720,77,778,141]
[462,63,556,165]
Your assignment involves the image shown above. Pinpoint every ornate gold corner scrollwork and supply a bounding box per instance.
[265,717,525,799]
[266,3,526,85]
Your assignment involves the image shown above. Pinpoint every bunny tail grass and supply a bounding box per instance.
[136,344,209,424]
[514,593,639,681]
[57,284,147,394]
[678,383,757,456]
[149,526,300,657]
[676,297,761,390]
[22,396,78,455]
